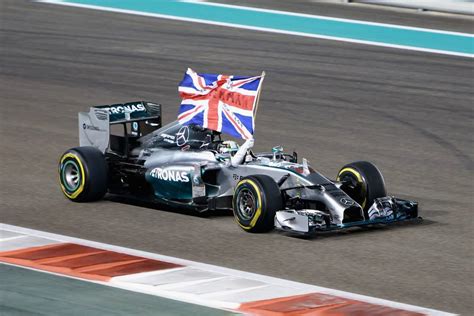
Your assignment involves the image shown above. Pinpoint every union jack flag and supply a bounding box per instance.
[177,68,264,139]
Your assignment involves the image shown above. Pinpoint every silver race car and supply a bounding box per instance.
[59,101,419,235]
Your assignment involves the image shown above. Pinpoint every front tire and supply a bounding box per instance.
[337,161,386,216]
[59,146,107,202]
[232,175,282,233]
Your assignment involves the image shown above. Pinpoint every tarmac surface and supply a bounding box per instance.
[210,0,474,32]
[1,0,473,314]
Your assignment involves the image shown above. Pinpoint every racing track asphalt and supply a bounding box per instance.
[0,0,473,314]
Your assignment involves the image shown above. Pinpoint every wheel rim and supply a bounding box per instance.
[340,172,366,206]
[62,160,81,192]
[237,188,257,220]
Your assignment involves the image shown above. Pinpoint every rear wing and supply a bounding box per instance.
[79,101,162,153]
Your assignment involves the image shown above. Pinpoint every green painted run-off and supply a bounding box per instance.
[0,264,233,316]
[60,0,474,56]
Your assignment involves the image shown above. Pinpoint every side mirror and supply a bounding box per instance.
[272,145,283,161]
[272,145,283,153]
[292,151,298,163]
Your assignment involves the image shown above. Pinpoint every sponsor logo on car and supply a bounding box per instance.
[160,133,175,144]
[176,126,189,146]
[107,103,146,115]
[232,174,243,181]
[150,168,190,182]
[82,123,105,131]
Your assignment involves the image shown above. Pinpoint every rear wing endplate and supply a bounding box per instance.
[78,101,161,153]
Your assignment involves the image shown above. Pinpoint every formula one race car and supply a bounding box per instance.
[59,101,419,234]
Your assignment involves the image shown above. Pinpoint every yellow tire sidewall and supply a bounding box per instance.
[337,167,367,209]
[59,153,86,200]
[233,179,263,230]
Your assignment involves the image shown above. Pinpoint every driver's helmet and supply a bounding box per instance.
[219,140,239,156]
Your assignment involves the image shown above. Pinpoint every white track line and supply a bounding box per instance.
[0,235,27,242]
[0,223,455,315]
[37,0,473,58]
[181,0,474,36]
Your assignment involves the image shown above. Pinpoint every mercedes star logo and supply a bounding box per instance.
[176,126,189,146]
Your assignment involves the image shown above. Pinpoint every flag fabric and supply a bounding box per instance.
[177,68,264,139]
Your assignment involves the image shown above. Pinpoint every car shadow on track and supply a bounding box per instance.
[104,194,233,218]
[104,194,435,240]
[283,218,436,240]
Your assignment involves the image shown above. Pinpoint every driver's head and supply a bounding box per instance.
[219,140,239,156]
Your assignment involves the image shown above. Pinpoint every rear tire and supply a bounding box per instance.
[337,161,386,217]
[232,175,282,233]
[59,146,107,202]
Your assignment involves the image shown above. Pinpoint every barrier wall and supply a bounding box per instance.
[348,0,474,15]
